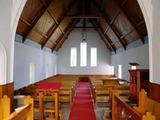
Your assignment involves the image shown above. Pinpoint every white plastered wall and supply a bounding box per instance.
[57,29,113,75]
[0,0,160,84]
[111,44,149,80]
[14,42,57,89]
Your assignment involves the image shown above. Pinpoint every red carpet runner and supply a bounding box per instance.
[69,82,96,120]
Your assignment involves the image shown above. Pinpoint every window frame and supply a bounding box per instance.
[80,42,87,67]
[90,47,97,67]
[118,64,122,79]
[70,47,77,67]
[29,63,36,84]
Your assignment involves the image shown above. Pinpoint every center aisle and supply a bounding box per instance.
[69,82,96,120]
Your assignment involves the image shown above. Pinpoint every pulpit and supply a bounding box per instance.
[129,69,149,100]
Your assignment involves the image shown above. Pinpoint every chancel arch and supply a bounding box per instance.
[0,41,7,85]
[1,0,160,119]
[137,0,160,84]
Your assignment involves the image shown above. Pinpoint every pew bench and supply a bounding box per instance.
[113,85,130,102]
[0,95,34,120]
[94,86,111,107]
[14,75,78,105]
[91,79,129,107]
[111,90,156,120]
[134,90,160,120]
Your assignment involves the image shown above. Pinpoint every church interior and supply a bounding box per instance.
[0,0,160,120]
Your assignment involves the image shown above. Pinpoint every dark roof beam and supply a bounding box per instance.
[40,0,64,34]
[33,28,48,39]
[20,18,32,27]
[46,10,64,34]
[89,19,112,51]
[92,0,127,50]
[98,26,117,53]
[52,19,79,51]
[65,15,105,18]
[53,29,72,52]
[20,18,48,39]
[100,0,107,10]
[91,19,117,53]
[120,20,145,39]
[73,26,99,28]
[22,0,53,43]
[95,28,112,51]
[113,0,145,43]
[41,0,77,49]
[104,0,128,34]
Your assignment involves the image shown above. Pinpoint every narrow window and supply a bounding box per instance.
[45,64,49,78]
[80,42,87,67]
[118,65,122,79]
[90,47,97,67]
[70,47,77,67]
[29,63,35,84]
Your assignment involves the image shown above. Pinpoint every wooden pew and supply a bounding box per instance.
[0,95,34,120]
[43,76,77,105]
[134,90,160,120]
[14,75,78,106]
[90,77,116,103]
[143,112,156,120]
[113,85,130,102]
[0,95,10,120]
[94,86,111,107]
[111,90,156,120]
[111,90,155,120]
[103,86,130,120]
[91,78,129,107]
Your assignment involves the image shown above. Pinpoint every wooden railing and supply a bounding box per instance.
[112,90,155,120]
[0,96,34,120]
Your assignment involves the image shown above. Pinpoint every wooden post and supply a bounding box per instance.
[39,92,44,120]
[142,112,155,120]
[134,90,146,113]
[125,111,129,120]
[0,95,10,120]
[24,96,34,120]
[69,89,72,106]
[0,99,2,120]
[111,90,119,120]
[54,91,59,120]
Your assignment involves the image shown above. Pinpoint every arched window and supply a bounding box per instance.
[0,42,7,84]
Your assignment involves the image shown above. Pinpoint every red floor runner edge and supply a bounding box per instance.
[69,82,96,120]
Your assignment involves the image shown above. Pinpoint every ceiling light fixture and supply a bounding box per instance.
[81,28,87,43]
